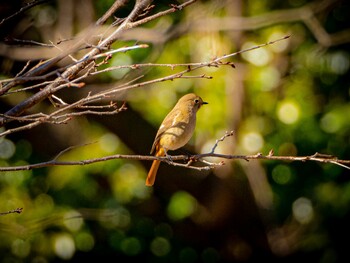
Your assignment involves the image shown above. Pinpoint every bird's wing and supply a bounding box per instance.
[150,108,182,154]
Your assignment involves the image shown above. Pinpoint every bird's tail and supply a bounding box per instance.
[146,148,165,186]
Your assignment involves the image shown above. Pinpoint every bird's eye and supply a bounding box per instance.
[194,99,200,104]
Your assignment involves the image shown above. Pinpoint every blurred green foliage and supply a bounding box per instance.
[0,0,349,262]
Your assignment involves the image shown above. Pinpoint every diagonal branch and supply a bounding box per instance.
[0,207,23,216]
[96,0,130,25]
[0,0,51,27]
[0,0,198,127]
[0,35,289,138]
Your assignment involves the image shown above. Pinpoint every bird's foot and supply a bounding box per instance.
[165,152,174,165]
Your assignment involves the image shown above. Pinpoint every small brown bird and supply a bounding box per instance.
[146,93,208,186]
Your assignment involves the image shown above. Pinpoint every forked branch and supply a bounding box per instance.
[0,0,197,126]
[0,35,288,138]
[0,131,348,172]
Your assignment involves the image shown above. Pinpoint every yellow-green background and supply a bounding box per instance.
[0,0,349,262]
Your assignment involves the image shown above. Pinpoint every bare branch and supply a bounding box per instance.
[0,0,197,125]
[0,102,127,137]
[0,0,50,27]
[210,130,235,153]
[0,35,289,138]
[53,142,98,160]
[1,125,349,174]
[92,44,149,59]
[0,208,23,216]
[1,130,348,172]
[5,37,56,47]
[96,0,129,25]
[0,151,348,173]
[129,0,197,28]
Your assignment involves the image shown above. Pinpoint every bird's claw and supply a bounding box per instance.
[165,152,174,164]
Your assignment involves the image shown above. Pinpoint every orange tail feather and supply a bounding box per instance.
[146,148,165,186]
[146,160,160,186]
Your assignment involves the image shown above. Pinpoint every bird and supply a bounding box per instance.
[146,93,208,186]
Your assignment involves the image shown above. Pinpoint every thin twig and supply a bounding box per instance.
[0,0,50,26]
[0,208,23,216]
[15,60,32,77]
[53,142,98,160]
[129,0,197,28]
[91,44,149,59]
[210,130,235,153]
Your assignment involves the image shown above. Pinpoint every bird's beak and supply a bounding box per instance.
[202,101,208,105]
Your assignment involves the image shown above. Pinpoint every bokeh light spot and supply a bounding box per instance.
[292,197,314,224]
[120,237,142,256]
[11,239,31,258]
[76,232,95,252]
[0,139,16,159]
[272,165,293,185]
[277,101,300,124]
[63,210,84,232]
[330,52,349,75]
[241,41,271,66]
[150,237,171,257]
[167,191,197,221]
[320,112,342,133]
[112,163,149,203]
[258,66,281,91]
[52,234,75,260]
[99,133,120,153]
[242,132,264,153]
